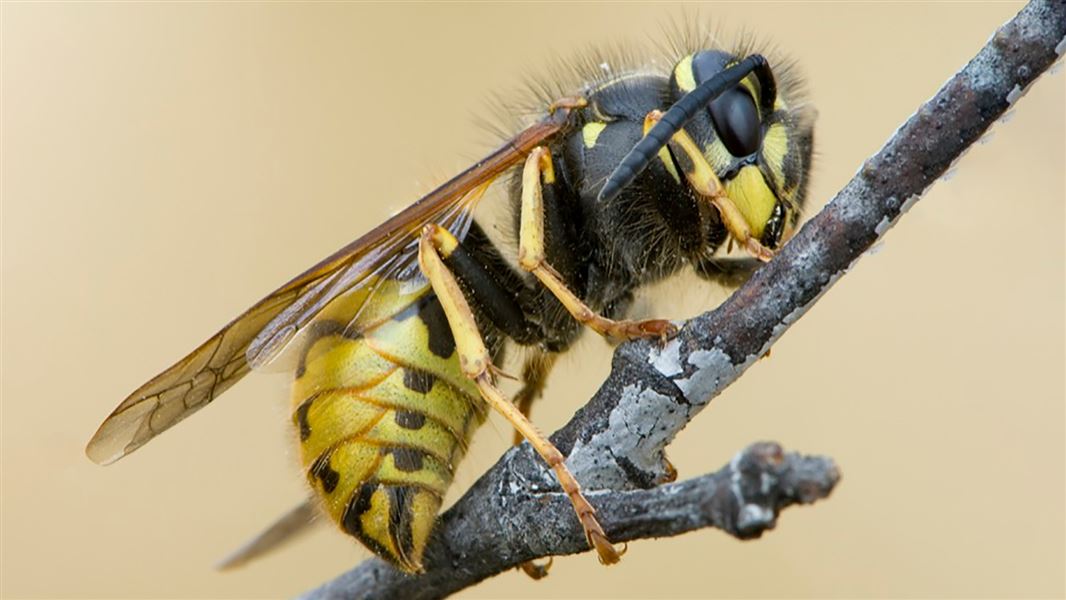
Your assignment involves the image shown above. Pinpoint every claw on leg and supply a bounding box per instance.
[475,375,620,566]
[661,455,678,484]
[519,557,554,580]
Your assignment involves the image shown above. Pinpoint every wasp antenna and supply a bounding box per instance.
[598,54,771,203]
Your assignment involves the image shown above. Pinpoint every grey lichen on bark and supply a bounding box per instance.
[302,1,1065,598]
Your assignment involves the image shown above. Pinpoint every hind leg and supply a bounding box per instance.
[418,222,623,567]
[512,351,561,579]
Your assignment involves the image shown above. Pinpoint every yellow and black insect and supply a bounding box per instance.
[87,38,813,575]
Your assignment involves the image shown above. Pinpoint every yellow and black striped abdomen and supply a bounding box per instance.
[291,286,485,572]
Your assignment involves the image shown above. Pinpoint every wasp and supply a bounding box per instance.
[87,36,813,577]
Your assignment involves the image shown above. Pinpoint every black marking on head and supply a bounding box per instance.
[395,410,427,430]
[393,295,455,359]
[387,486,417,567]
[401,368,436,394]
[294,394,316,441]
[386,447,425,473]
[341,481,378,537]
[310,451,340,494]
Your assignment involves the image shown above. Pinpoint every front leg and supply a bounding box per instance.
[417,223,623,567]
[518,147,677,343]
[642,110,775,262]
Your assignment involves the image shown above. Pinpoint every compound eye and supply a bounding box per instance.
[708,87,761,157]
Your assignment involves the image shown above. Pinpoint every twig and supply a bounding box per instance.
[302,1,1065,598]
[305,443,839,600]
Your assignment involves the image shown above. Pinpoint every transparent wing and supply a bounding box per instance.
[86,111,571,466]
[243,187,482,373]
[215,498,320,571]
[87,179,483,466]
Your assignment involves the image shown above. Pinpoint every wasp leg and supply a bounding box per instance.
[511,351,560,579]
[519,147,677,343]
[642,111,774,262]
[438,222,542,346]
[510,354,562,574]
[418,223,622,567]
[512,352,559,446]
[512,352,560,579]
[413,223,562,580]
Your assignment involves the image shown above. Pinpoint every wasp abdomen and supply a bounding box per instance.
[291,290,485,572]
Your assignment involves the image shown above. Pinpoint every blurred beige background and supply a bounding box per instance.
[2,3,1063,599]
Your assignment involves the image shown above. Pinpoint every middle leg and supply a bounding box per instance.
[518,147,677,343]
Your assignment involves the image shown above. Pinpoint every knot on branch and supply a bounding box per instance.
[725,442,841,539]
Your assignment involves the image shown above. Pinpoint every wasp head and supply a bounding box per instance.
[663,50,813,250]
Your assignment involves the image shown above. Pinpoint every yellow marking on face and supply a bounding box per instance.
[738,75,758,103]
[724,165,777,239]
[762,122,789,191]
[582,121,606,149]
[674,55,696,92]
